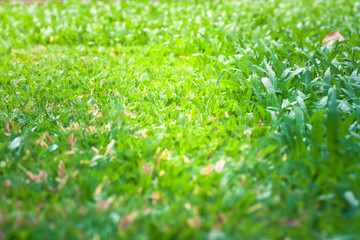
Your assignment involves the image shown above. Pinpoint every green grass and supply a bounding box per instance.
[1,0,360,239]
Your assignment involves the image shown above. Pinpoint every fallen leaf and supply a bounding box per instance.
[118,212,137,230]
[80,160,93,165]
[75,94,84,100]
[187,218,201,228]
[72,170,79,178]
[200,164,214,175]
[57,175,69,189]
[65,150,75,155]
[137,86,141,97]
[282,219,301,227]
[215,213,228,230]
[282,154,287,161]
[163,225,169,232]
[68,134,76,149]
[180,56,190,60]
[58,161,66,177]
[5,119,13,132]
[94,182,104,197]
[26,171,46,183]
[142,162,153,175]
[186,93,194,99]
[90,112,103,123]
[123,110,137,119]
[91,146,99,155]
[157,149,170,167]
[159,149,170,160]
[14,79,22,85]
[104,139,115,157]
[44,132,52,142]
[105,123,111,129]
[217,213,227,224]
[60,124,66,133]
[143,208,152,215]
[89,126,97,133]
[3,180,11,188]
[207,116,216,121]
[4,122,10,132]
[113,114,122,122]
[69,122,80,130]
[322,30,345,46]
[95,112,103,118]
[240,144,250,150]
[78,207,87,215]
[97,196,115,211]
[214,159,226,173]
[152,191,161,204]
[35,138,48,148]
[241,176,247,185]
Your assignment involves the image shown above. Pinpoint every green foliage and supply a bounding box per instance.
[0,0,360,239]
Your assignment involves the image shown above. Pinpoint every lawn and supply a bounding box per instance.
[1,0,360,239]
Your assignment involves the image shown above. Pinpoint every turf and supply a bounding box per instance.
[1,0,360,239]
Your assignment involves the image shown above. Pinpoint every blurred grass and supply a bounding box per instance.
[0,0,360,239]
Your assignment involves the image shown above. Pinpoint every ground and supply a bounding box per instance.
[0,0,360,239]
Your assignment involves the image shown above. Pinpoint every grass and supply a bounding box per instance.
[1,0,360,239]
